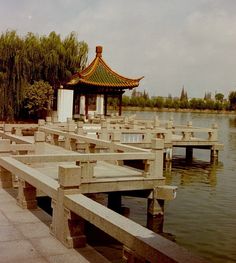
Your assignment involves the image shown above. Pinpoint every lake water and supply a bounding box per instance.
[122,111,236,263]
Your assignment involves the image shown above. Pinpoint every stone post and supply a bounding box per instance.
[154,116,160,129]
[147,198,164,233]
[70,139,77,151]
[182,130,192,140]
[211,145,219,163]
[3,124,12,133]
[98,121,109,141]
[76,121,84,135]
[145,121,152,130]
[186,146,193,161]
[46,116,52,124]
[75,160,96,182]
[52,134,59,146]
[34,131,46,154]
[0,166,13,188]
[51,165,86,248]
[187,121,192,127]
[143,131,153,144]
[165,120,173,129]
[52,111,58,123]
[64,121,75,150]
[150,139,164,178]
[130,119,138,130]
[17,179,37,209]
[208,124,218,141]
[147,185,177,235]
[15,127,22,136]
[38,119,46,126]
[0,139,11,156]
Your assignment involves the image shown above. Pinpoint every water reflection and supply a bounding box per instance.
[123,111,236,262]
[229,117,236,128]
[165,158,223,188]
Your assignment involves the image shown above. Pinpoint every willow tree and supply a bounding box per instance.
[0,30,88,120]
[0,31,28,120]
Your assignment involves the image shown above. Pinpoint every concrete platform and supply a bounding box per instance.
[0,188,110,263]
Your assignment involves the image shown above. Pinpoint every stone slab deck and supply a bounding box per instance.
[0,188,110,263]
[33,161,142,180]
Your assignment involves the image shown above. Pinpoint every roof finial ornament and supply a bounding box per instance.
[96,46,103,57]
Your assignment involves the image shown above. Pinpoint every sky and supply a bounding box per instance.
[0,0,236,98]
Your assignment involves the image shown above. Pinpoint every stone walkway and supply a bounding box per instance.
[0,188,110,263]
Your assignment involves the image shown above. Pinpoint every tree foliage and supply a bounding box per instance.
[229,91,236,110]
[24,81,53,118]
[121,89,231,111]
[215,93,224,102]
[0,30,88,120]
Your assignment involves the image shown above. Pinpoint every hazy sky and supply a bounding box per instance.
[1,0,236,98]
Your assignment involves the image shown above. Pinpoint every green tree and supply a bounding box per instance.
[0,30,88,120]
[0,31,26,120]
[122,95,130,106]
[215,93,224,102]
[228,91,236,110]
[189,98,205,110]
[154,96,164,108]
[23,81,53,118]
[164,97,173,109]
[180,86,188,101]
[204,92,212,100]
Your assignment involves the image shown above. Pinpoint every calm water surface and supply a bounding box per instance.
[122,111,236,263]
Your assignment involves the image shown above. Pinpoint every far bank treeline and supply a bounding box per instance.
[0,30,88,120]
[109,89,236,111]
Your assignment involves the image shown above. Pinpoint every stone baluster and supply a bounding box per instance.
[17,179,37,209]
[34,131,46,154]
[15,127,22,136]
[52,134,59,146]
[154,116,160,129]
[145,139,164,178]
[3,124,12,133]
[76,121,84,135]
[182,130,192,140]
[208,123,218,141]
[38,119,46,126]
[46,116,52,124]
[0,166,13,188]
[0,139,11,157]
[51,165,86,248]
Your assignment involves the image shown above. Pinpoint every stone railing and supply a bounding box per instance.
[0,154,205,263]
[0,139,35,156]
[173,123,219,142]
[0,123,38,136]
[34,127,165,179]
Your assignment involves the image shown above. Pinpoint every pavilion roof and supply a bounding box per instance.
[67,46,143,89]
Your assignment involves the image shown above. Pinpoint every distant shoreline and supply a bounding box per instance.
[121,106,236,115]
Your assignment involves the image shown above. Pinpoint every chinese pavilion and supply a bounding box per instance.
[66,46,143,117]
